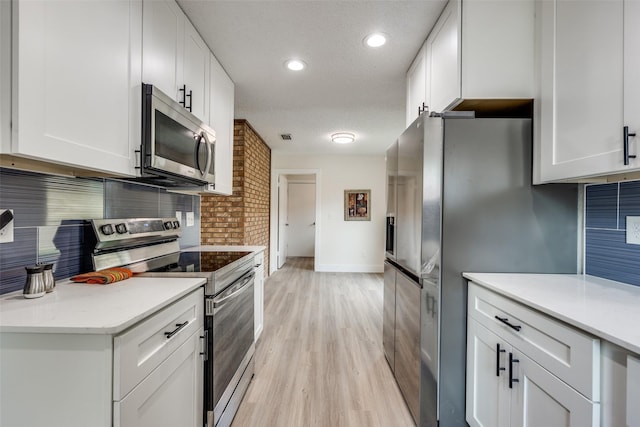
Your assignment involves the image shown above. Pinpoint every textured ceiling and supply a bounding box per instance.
[177,0,447,155]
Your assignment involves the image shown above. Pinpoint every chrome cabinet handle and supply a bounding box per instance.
[164,321,189,339]
[495,315,521,332]
[624,126,636,165]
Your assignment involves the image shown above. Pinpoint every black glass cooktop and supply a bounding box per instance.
[146,251,252,273]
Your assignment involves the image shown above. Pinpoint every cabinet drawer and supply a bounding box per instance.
[467,283,600,400]
[114,288,204,400]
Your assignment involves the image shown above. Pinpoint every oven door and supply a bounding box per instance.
[142,83,216,185]
[210,270,255,425]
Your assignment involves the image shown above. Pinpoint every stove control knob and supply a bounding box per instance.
[173,221,180,229]
[164,221,174,230]
[115,223,128,234]
[100,224,114,235]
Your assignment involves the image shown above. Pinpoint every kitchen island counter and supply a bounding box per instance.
[463,272,640,354]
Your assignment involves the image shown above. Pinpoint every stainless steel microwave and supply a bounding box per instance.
[139,83,216,188]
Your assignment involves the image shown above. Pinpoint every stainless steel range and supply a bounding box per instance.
[86,217,256,427]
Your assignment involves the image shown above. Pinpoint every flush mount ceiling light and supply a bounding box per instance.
[285,59,306,71]
[331,132,355,144]
[364,32,388,48]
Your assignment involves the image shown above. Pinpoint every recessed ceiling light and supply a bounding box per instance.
[364,33,387,48]
[331,132,355,144]
[285,59,306,71]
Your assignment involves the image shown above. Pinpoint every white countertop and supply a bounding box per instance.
[0,276,206,335]
[183,245,266,254]
[463,273,640,355]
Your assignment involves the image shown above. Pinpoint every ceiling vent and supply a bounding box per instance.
[280,134,292,141]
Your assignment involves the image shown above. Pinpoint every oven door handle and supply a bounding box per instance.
[213,271,255,308]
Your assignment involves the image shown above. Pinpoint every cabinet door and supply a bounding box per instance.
[426,0,460,113]
[537,0,627,182]
[394,271,420,423]
[115,330,204,427]
[142,0,183,101]
[406,44,427,127]
[628,354,640,427]
[209,53,234,195]
[466,319,510,427]
[624,0,640,157]
[183,19,209,123]
[510,350,598,427]
[13,0,140,176]
[0,0,9,153]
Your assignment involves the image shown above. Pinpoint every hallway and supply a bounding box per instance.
[232,257,415,427]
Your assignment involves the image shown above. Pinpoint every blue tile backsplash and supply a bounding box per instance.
[585,180,640,286]
[0,168,200,294]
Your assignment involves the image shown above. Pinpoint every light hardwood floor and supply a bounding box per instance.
[232,257,415,427]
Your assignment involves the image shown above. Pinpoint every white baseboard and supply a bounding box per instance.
[315,264,383,273]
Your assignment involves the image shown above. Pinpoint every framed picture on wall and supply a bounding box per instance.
[344,189,370,221]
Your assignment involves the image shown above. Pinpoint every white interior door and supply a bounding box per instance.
[277,175,289,268]
[287,182,316,257]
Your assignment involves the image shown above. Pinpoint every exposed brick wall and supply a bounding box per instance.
[201,120,271,275]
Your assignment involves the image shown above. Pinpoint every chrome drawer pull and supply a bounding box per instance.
[164,321,189,339]
[495,315,522,332]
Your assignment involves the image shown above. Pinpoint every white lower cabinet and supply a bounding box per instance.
[254,250,265,340]
[628,354,640,427]
[115,329,204,427]
[466,283,599,427]
[0,288,204,427]
[510,344,597,427]
[466,319,511,427]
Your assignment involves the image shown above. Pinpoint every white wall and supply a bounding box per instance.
[272,153,386,273]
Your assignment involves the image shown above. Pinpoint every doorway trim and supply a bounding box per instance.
[270,168,321,274]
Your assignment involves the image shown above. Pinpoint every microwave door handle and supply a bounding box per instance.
[204,135,213,178]
[194,133,206,176]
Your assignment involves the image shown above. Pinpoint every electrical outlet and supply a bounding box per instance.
[626,216,640,245]
[186,212,195,227]
[0,209,14,243]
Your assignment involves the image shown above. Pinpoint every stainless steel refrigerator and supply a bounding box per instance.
[383,113,578,427]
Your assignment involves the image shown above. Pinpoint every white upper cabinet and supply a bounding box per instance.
[405,43,428,127]
[410,0,534,118]
[535,0,639,183]
[142,0,209,123]
[141,0,183,102]
[209,53,234,195]
[7,0,141,177]
[425,0,459,115]
[0,0,10,154]
[183,20,210,122]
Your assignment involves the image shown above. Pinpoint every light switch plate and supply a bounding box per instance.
[626,216,640,245]
[175,211,182,225]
